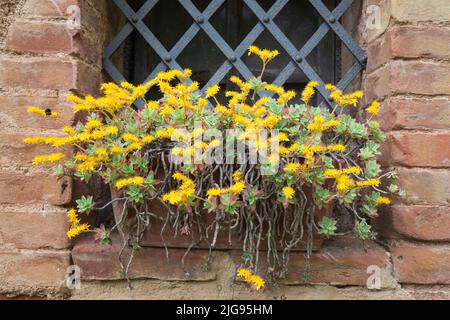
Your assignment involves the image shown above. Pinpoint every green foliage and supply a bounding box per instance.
[355,219,376,240]
[76,196,94,214]
[318,217,337,236]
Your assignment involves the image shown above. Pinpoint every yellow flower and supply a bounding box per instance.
[110,145,125,154]
[229,181,245,195]
[76,158,98,173]
[125,142,143,152]
[85,119,103,132]
[32,153,65,164]
[301,81,318,104]
[95,148,108,159]
[147,101,159,110]
[205,84,220,98]
[232,170,242,183]
[326,86,363,108]
[115,176,145,190]
[207,188,223,198]
[307,116,340,133]
[67,224,90,239]
[357,179,381,187]
[263,115,281,129]
[248,45,279,63]
[265,84,285,96]
[122,133,139,142]
[63,126,76,136]
[141,135,154,144]
[284,163,302,173]
[376,197,391,205]
[23,137,46,145]
[215,104,232,116]
[105,126,119,136]
[336,175,355,192]
[342,167,361,175]
[366,101,380,115]
[249,274,266,291]
[283,186,295,199]
[162,172,196,205]
[236,268,265,291]
[156,127,175,139]
[327,144,346,153]
[236,268,252,280]
[324,169,341,179]
[67,208,80,226]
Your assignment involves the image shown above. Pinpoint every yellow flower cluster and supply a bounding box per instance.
[307,115,340,133]
[301,81,318,104]
[66,208,90,239]
[162,172,196,205]
[32,153,65,165]
[376,197,391,205]
[366,100,380,115]
[236,268,266,291]
[283,186,295,199]
[325,84,364,108]
[206,171,246,198]
[248,45,279,64]
[115,176,144,190]
[356,179,381,187]
[324,167,362,192]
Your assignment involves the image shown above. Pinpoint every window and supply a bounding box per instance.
[105,0,366,108]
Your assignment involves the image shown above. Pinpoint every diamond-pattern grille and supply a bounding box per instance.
[104,0,366,108]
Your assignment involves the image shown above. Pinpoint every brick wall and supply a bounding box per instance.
[0,0,449,299]
[0,0,106,298]
[363,0,450,287]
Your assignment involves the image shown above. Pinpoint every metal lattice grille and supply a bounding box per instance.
[104,0,366,107]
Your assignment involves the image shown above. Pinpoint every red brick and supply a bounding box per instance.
[0,249,70,291]
[6,21,102,65]
[0,57,75,91]
[390,26,450,60]
[378,97,450,131]
[0,95,74,132]
[364,64,390,102]
[392,243,450,284]
[0,172,71,206]
[365,61,450,101]
[6,21,73,54]
[0,57,101,94]
[22,0,78,17]
[22,0,106,36]
[396,167,450,206]
[376,205,450,241]
[0,211,70,249]
[383,132,450,167]
[367,26,450,71]
[284,235,393,287]
[366,34,391,72]
[72,233,216,281]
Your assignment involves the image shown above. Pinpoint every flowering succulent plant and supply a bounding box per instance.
[24,46,402,288]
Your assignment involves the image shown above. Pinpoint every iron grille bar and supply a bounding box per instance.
[104,0,366,108]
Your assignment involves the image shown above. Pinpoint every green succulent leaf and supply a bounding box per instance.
[126,186,144,203]
[355,219,376,240]
[318,217,337,237]
[365,160,381,179]
[359,141,380,160]
[76,196,94,214]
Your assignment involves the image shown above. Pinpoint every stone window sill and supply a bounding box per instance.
[71,232,391,287]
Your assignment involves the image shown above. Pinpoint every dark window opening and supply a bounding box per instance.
[105,0,365,108]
